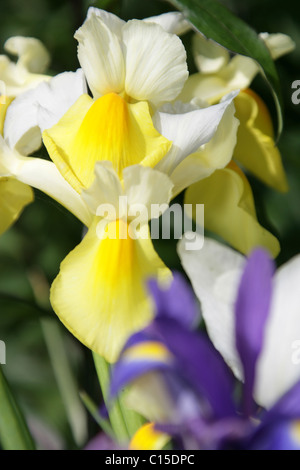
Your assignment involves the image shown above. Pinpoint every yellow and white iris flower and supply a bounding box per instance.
[6,8,240,362]
[179,31,295,256]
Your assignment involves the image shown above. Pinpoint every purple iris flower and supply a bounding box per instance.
[110,254,300,450]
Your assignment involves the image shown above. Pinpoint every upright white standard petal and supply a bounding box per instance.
[86,7,125,36]
[4,36,50,73]
[259,33,295,60]
[144,12,190,35]
[4,69,87,155]
[154,91,238,175]
[255,255,300,407]
[123,20,188,106]
[75,14,125,98]
[178,235,245,378]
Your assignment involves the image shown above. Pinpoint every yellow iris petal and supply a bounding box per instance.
[129,423,170,450]
[43,92,172,193]
[185,161,280,257]
[0,178,33,235]
[292,421,300,444]
[233,89,288,192]
[123,341,172,363]
[50,218,171,363]
[0,97,14,135]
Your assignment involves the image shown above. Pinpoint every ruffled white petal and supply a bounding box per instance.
[255,255,300,407]
[36,69,87,132]
[181,54,258,103]
[75,13,125,98]
[0,54,50,97]
[123,20,188,106]
[154,91,238,174]
[4,36,50,73]
[4,69,86,155]
[169,99,239,196]
[193,34,230,74]
[178,235,245,379]
[260,32,295,60]
[81,161,123,215]
[123,165,173,218]
[4,93,42,156]
[144,12,190,35]
[82,163,173,222]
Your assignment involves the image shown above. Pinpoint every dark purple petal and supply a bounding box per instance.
[156,417,250,450]
[235,248,275,416]
[263,380,300,424]
[147,272,200,329]
[245,380,300,449]
[247,420,300,450]
[155,317,236,419]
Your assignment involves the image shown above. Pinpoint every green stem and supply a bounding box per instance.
[41,319,88,447]
[0,366,35,450]
[93,352,129,442]
[93,353,145,443]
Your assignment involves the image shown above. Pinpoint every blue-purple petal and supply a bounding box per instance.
[235,248,275,416]
[154,317,236,419]
[262,379,300,425]
[147,272,200,329]
[247,420,300,450]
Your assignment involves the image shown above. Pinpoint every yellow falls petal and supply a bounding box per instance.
[43,92,171,193]
[50,218,171,363]
[0,97,14,135]
[185,162,280,257]
[0,177,33,235]
[233,89,288,192]
[129,423,170,450]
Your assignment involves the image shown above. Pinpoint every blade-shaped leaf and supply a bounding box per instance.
[168,0,283,138]
[0,367,35,450]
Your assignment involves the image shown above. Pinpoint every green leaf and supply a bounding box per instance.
[168,0,283,138]
[0,367,35,450]
[79,391,115,440]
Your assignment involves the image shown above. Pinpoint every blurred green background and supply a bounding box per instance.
[0,0,299,449]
